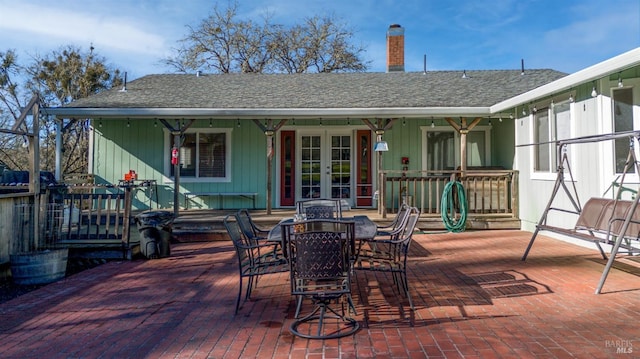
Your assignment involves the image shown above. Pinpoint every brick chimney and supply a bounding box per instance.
[386,24,405,72]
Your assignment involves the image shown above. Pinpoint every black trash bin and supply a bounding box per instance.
[135,210,174,259]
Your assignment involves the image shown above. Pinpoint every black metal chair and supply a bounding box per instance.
[354,207,420,310]
[223,215,288,314]
[282,219,359,339]
[376,202,411,236]
[296,199,342,219]
[235,209,282,259]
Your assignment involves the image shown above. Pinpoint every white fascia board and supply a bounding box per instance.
[44,106,491,120]
[491,47,640,114]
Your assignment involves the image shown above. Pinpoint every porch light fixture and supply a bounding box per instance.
[618,76,624,88]
[374,141,389,152]
[236,119,240,128]
[374,130,388,152]
[591,82,598,97]
[430,120,435,128]
[522,107,527,116]
[569,93,574,103]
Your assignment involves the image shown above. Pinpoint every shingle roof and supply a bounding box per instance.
[65,70,566,110]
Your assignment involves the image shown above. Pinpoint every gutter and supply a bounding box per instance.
[43,106,492,120]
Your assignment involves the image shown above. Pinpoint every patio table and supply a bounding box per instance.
[267,215,377,245]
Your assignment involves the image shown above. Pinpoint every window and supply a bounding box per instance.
[426,131,455,170]
[165,128,231,182]
[423,126,491,171]
[533,102,571,173]
[613,88,635,173]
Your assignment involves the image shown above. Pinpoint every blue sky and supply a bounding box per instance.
[1,0,638,80]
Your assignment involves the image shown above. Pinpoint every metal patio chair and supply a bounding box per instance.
[282,219,359,339]
[296,199,342,219]
[354,207,420,310]
[235,209,282,259]
[223,215,288,314]
[376,202,411,236]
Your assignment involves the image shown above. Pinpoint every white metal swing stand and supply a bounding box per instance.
[521,130,640,294]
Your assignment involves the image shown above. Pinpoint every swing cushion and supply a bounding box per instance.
[575,198,640,239]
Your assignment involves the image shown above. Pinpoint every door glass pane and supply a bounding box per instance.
[331,135,351,199]
[301,135,322,198]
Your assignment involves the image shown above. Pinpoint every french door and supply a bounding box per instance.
[299,132,352,203]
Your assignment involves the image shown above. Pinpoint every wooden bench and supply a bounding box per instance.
[523,197,640,293]
[184,192,258,209]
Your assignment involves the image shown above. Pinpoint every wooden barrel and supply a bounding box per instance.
[10,248,68,285]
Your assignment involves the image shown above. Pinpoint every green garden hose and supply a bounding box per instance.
[441,181,468,232]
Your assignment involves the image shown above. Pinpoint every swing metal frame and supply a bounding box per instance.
[521,130,640,294]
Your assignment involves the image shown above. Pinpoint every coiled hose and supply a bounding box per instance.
[440,181,468,232]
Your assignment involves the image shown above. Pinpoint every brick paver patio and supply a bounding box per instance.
[0,230,638,358]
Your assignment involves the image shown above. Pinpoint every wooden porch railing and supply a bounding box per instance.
[379,169,519,219]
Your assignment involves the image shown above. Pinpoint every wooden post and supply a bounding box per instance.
[30,101,41,248]
[444,117,482,178]
[172,132,181,217]
[253,119,286,215]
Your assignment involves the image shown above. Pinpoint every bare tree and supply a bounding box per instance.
[164,2,368,74]
[0,50,32,171]
[0,46,122,175]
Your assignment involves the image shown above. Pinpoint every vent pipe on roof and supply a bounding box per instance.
[119,72,127,92]
[423,54,427,74]
[521,59,525,75]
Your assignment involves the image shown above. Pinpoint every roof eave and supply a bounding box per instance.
[491,47,640,113]
[44,107,492,120]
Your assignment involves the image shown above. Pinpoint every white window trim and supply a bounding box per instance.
[529,101,575,181]
[420,125,492,171]
[607,81,640,184]
[162,127,233,183]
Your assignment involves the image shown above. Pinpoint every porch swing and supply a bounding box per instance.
[521,130,640,294]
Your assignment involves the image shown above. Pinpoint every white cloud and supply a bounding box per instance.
[1,3,167,57]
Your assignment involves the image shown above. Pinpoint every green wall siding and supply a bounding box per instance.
[92,117,513,210]
[93,119,267,210]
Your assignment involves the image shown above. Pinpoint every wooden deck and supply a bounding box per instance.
[170,208,521,242]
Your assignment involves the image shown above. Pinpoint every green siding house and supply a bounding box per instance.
[47,24,640,236]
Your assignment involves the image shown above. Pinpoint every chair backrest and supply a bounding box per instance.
[383,203,411,234]
[223,215,250,265]
[397,209,420,247]
[235,209,260,243]
[296,199,342,219]
[283,220,354,295]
